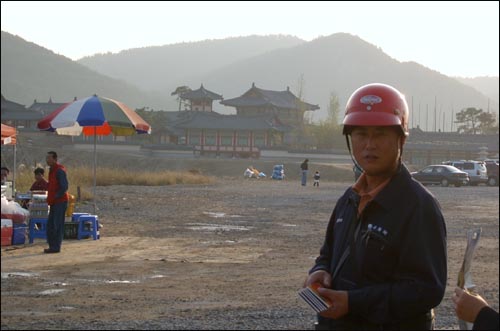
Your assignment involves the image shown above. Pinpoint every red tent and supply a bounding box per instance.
[1,124,16,145]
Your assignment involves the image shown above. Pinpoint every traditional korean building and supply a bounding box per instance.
[1,94,42,129]
[168,110,290,158]
[220,83,319,144]
[29,97,74,116]
[180,84,223,112]
[404,128,499,165]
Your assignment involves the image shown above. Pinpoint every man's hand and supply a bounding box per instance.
[303,270,332,289]
[317,288,349,319]
[453,287,489,323]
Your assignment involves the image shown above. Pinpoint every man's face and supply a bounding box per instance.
[351,126,403,177]
[46,154,55,166]
[1,169,8,181]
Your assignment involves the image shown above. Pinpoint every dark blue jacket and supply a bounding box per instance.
[473,306,499,330]
[310,164,447,329]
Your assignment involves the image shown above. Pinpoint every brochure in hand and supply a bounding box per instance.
[298,283,332,313]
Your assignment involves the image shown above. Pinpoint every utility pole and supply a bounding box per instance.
[418,103,421,129]
[451,105,454,132]
[426,104,429,131]
[411,96,414,129]
[434,96,437,132]
[439,104,443,132]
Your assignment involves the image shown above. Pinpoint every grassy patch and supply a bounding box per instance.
[14,166,214,201]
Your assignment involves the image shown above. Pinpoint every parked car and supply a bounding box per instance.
[411,165,470,187]
[441,160,488,185]
[484,160,499,186]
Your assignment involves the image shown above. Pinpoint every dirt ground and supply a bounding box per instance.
[1,156,499,330]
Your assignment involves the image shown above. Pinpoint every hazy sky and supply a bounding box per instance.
[2,1,498,77]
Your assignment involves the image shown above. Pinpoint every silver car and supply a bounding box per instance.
[442,160,488,185]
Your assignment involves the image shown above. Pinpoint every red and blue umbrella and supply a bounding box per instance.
[37,95,151,136]
[37,95,151,212]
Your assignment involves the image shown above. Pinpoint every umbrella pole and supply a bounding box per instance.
[13,144,16,195]
[93,127,97,214]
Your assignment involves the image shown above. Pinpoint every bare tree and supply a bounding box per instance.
[326,91,341,129]
[171,86,192,111]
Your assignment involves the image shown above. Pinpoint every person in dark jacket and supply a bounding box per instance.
[304,83,447,330]
[44,151,69,254]
[30,167,49,191]
[453,287,499,330]
[1,166,9,185]
[300,159,309,186]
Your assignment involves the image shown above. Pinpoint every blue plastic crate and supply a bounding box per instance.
[12,223,27,245]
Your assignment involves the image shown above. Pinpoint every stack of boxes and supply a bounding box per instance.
[29,192,49,219]
[28,192,49,244]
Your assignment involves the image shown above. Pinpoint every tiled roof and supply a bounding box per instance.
[406,128,499,151]
[163,111,188,136]
[221,84,319,111]
[181,84,223,101]
[1,95,26,112]
[29,98,71,116]
[167,111,290,132]
[1,95,42,121]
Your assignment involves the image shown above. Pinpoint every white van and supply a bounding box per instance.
[442,160,488,185]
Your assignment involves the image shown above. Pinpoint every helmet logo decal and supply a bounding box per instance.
[360,95,382,111]
[360,95,382,105]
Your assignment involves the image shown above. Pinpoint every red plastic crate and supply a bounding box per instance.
[1,218,13,246]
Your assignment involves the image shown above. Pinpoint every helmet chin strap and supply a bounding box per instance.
[399,136,406,161]
[345,135,364,174]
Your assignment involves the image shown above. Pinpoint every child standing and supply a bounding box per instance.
[313,171,320,187]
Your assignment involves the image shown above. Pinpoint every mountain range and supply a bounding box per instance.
[2,31,498,129]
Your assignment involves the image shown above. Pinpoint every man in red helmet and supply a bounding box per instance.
[304,83,447,329]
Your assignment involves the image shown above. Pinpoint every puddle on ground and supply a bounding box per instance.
[4,274,161,290]
[104,280,140,284]
[1,272,40,278]
[67,278,142,285]
[203,212,243,218]
[39,289,65,295]
[187,223,252,231]
[200,240,237,245]
[42,281,69,286]
[203,211,226,218]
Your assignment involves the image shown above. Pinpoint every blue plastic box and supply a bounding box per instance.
[12,223,27,245]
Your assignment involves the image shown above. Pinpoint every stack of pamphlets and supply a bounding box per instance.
[298,283,332,313]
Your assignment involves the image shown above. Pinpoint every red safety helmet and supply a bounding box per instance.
[342,83,409,136]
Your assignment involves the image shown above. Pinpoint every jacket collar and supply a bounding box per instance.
[370,163,412,212]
